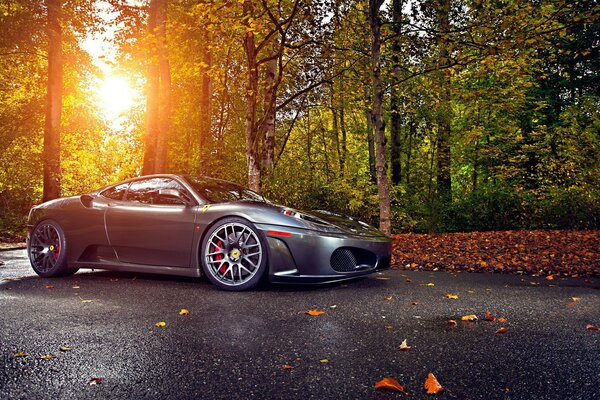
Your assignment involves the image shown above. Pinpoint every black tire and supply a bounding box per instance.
[201,217,268,291]
[28,219,78,277]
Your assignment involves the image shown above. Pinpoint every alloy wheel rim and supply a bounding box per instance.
[29,223,62,273]
[205,223,262,286]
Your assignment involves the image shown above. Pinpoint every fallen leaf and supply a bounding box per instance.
[384,295,393,301]
[59,346,72,352]
[329,305,337,308]
[155,321,166,327]
[461,314,478,321]
[319,359,329,363]
[14,352,27,358]
[179,309,190,315]
[385,325,393,330]
[44,284,54,289]
[447,320,457,326]
[72,285,80,289]
[484,310,495,321]
[424,372,444,394]
[399,339,411,351]
[283,364,294,369]
[497,317,507,323]
[306,309,326,316]
[496,327,508,334]
[445,293,459,299]
[88,377,104,385]
[40,355,57,360]
[405,278,412,283]
[570,297,581,303]
[586,324,600,331]
[546,275,554,280]
[376,277,390,280]
[411,301,420,305]
[374,377,407,393]
[425,283,435,287]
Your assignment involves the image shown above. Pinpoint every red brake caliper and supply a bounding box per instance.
[215,241,227,274]
[54,245,60,259]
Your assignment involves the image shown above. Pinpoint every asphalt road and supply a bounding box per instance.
[1,249,598,400]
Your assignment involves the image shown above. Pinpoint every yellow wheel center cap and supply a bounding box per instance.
[230,249,241,259]
[49,245,55,251]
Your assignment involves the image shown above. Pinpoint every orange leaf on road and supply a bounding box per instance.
[374,377,407,393]
[586,324,600,331]
[497,317,507,323]
[424,372,444,394]
[44,284,54,289]
[461,314,478,321]
[283,365,294,370]
[154,321,166,327]
[88,378,104,385]
[179,309,190,315]
[447,320,457,326]
[484,310,495,321]
[496,327,508,334]
[306,309,326,316]
[445,294,459,299]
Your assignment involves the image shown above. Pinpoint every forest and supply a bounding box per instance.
[0,0,598,240]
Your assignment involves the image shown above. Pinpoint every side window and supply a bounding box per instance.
[101,183,129,200]
[126,178,188,205]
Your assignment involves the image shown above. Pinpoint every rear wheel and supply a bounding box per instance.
[28,220,78,277]
[201,217,267,291]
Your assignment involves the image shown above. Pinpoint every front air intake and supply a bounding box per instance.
[330,248,377,272]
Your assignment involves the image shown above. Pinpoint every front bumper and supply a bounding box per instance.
[256,223,392,284]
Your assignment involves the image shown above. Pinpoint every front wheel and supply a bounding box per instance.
[201,217,268,291]
[28,220,78,277]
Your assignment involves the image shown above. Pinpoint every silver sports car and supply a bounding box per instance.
[26,174,392,291]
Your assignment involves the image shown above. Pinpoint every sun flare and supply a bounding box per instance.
[94,75,139,128]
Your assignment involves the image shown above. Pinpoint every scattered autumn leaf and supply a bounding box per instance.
[399,339,411,351]
[72,285,80,289]
[385,325,393,330]
[496,327,508,334]
[283,365,294,370]
[329,305,337,308]
[88,378,104,385]
[319,359,329,363]
[306,309,326,316]
[14,352,27,358]
[374,377,407,393]
[484,311,495,321]
[412,301,420,305]
[461,314,478,321]
[424,372,444,394]
[445,294,459,299]
[44,284,54,289]
[40,355,57,360]
[376,277,390,280]
[497,317,507,323]
[59,346,72,352]
[179,309,190,315]
[546,275,554,280]
[155,321,166,327]
[586,324,600,331]
[447,320,457,326]
[570,297,581,303]
[384,295,393,301]
[425,283,435,287]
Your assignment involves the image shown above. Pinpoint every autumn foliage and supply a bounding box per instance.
[392,230,599,278]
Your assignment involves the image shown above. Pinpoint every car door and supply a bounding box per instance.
[105,177,197,268]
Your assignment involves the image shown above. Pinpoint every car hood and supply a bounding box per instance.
[307,209,388,238]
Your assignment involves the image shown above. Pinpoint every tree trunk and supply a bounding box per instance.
[436,0,452,203]
[369,0,391,235]
[43,0,62,202]
[199,27,212,172]
[389,0,403,185]
[243,0,261,192]
[261,56,277,174]
[339,98,347,176]
[155,0,170,173]
[365,85,376,183]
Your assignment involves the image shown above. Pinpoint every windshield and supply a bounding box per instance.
[184,176,268,204]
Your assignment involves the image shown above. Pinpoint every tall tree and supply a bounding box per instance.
[369,0,391,234]
[143,0,171,175]
[389,0,403,185]
[43,0,62,202]
[436,0,452,203]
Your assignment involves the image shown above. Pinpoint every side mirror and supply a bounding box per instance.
[158,188,192,205]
